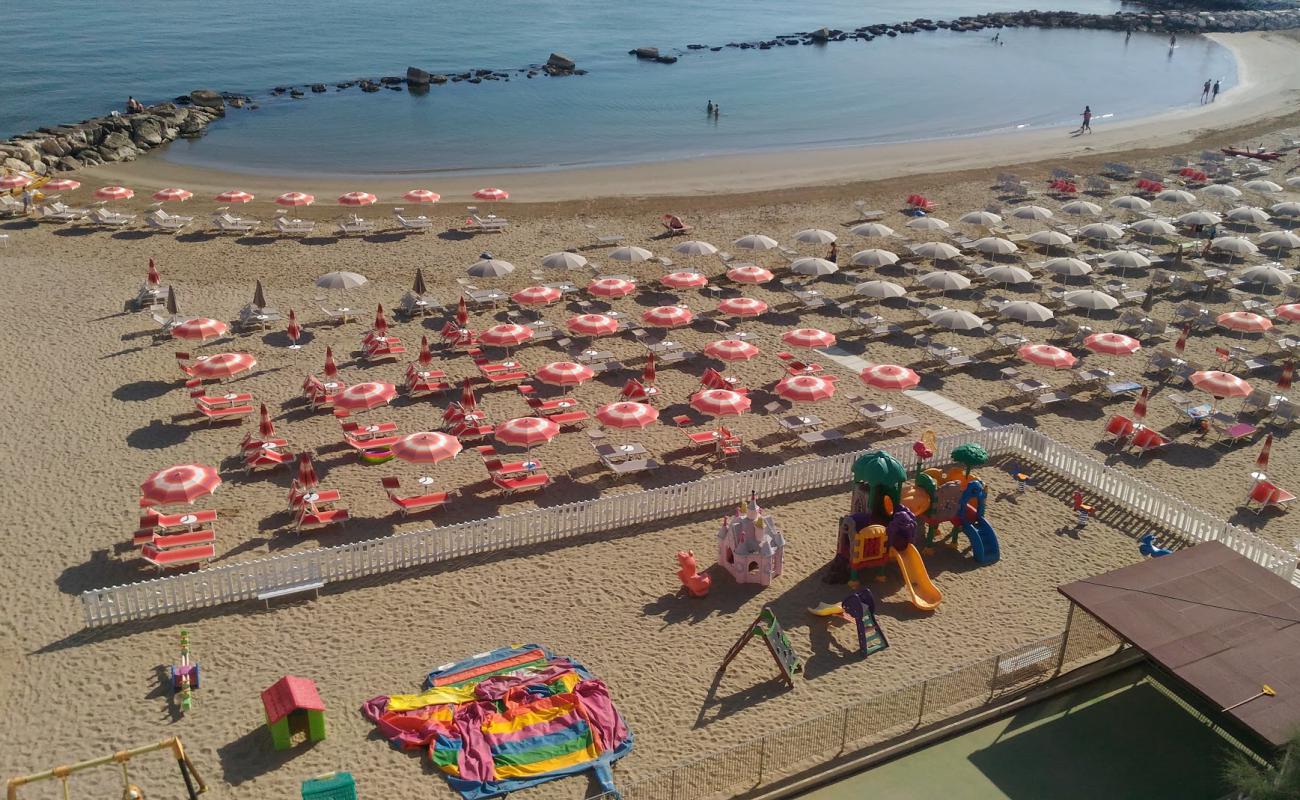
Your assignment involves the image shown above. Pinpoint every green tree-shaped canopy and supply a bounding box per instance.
[951,443,989,475]
[852,451,907,487]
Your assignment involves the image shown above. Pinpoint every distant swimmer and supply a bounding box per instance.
[1080,105,1092,133]
[1201,79,1212,104]
[992,32,1000,43]
[1212,79,1220,101]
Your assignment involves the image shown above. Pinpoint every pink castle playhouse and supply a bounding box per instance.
[717,493,785,587]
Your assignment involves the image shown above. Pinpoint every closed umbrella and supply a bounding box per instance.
[849,249,899,268]
[250,280,268,311]
[275,192,314,207]
[854,280,906,299]
[727,265,775,284]
[1083,332,1140,355]
[587,277,636,298]
[512,286,562,306]
[1191,370,1251,399]
[1011,205,1053,221]
[1156,189,1197,205]
[1019,343,1077,369]
[286,309,301,347]
[1079,223,1125,242]
[912,241,962,262]
[1044,257,1093,278]
[1257,231,1300,251]
[372,304,388,335]
[191,352,257,379]
[495,417,559,449]
[972,237,1019,257]
[1243,180,1283,194]
[917,271,971,293]
[566,314,619,337]
[782,328,836,349]
[480,323,534,348]
[1177,210,1222,227]
[792,257,838,276]
[1174,326,1190,354]
[535,361,595,387]
[1109,195,1151,212]
[258,403,276,439]
[474,187,509,200]
[403,189,441,203]
[172,318,229,342]
[296,452,319,489]
[984,265,1034,285]
[215,189,253,203]
[642,352,656,386]
[661,271,708,289]
[1237,265,1292,287]
[141,464,221,506]
[541,251,588,270]
[147,258,161,286]
[1217,311,1272,334]
[165,286,179,316]
[323,346,338,379]
[672,240,718,257]
[1227,206,1270,225]
[999,301,1054,323]
[468,258,515,278]
[733,234,779,251]
[153,188,192,202]
[690,389,751,418]
[718,297,768,317]
[959,210,1003,227]
[775,374,836,403]
[704,339,761,361]
[335,381,397,412]
[1132,387,1150,421]
[316,271,368,290]
[793,228,837,245]
[859,363,920,391]
[596,402,659,430]
[928,307,984,331]
[418,335,433,366]
[642,305,693,327]
[392,432,462,464]
[610,246,653,263]
[850,222,895,238]
[1256,433,1274,469]
[906,216,950,231]
[1279,361,1294,391]
[455,297,468,327]
[1060,200,1103,217]
[1064,290,1119,314]
[460,378,478,410]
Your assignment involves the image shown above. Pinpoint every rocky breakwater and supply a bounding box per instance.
[0,89,233,175]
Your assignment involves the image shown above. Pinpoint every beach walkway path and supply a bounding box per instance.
[820,346,998,431]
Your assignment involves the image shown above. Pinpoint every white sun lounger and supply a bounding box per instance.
[211,212,259,233]
[337,215,375,236]
[394,209,433,232]
[463,214,508,233]
[89,206,137,227]
[0,194,24,217]
[145,209,193,233]
[39,201,90,222]
[274,216,316,236]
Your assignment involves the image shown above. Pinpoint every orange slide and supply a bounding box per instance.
[891,543,943,612]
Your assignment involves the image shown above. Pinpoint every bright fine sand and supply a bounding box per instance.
[3,29,1300,800]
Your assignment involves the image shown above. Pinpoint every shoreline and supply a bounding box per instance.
[74,32,1300,204]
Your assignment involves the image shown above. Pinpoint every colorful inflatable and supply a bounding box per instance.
[363,645,633,800]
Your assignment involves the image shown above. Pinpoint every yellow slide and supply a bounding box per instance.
[891,544,943,612]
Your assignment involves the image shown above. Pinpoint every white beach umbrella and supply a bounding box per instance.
[1064,289,1119,313]
[793,228,837,245]
[972,237,1019,256]
[468,258,516,277]
[1287,176,1300,188]
[906,216,950,231]
[1130,218,1176,239]
[791,257,839,276]
[928,307,984,330]
[918,271,972,293]
[733,234,779,251]
[850,249,900,268]
[851,222,895,238]
[1043,257,1093,278]
[1156,189,1198,205]
[610,246,654,263]
[315,271,368,290]
[1244,180,1284,194]
[1028,230,1073,249]
[983,265,1034,285]
[1060,200,1103,217]
[854,280,907,299]
[959,211,1003,227]
[1257,230,1300,251]
[1079,223,1125,241]
[1201,184,1242,200]
[1211,236,1259,261]
[1178,210,1223,227]
[911,241,962,261]
[1105,251,1152,274]
[1270,202,1300,219]
[1110,195,1151,211]
[541,251,589,270]
[1227,206,1270,225]
[672,240,719,257]
[1237,265,1293,287]
[999,300,1055,323]
[1011,205,1053,221]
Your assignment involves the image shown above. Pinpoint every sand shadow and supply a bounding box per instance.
[642,568,764,627]
[694,672,792,729]
[217,726,318,785]
[127,419,192,449]
[111,230,153,241]
[57,548,145,595]
[113,379,175,402]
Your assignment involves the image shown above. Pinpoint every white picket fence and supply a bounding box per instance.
[79,424,1293,627]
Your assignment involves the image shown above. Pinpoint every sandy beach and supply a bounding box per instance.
[1,27,1299,800]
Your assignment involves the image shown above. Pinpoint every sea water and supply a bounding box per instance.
[0,0,1236,175]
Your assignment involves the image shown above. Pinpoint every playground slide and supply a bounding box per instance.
[891,544,943,612]
[962,517,1001,565]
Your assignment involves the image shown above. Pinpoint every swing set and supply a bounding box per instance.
[6,736,206,800]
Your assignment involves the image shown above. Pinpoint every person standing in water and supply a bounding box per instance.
[1080,105,1092,133]
[1125,28,1132,43]
[707,100,714,114]
[1211,80,1220,102]
[1201,79,1212,103]
[1169,33,1177,47]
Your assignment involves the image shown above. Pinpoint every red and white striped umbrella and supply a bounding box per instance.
[171,317,229,342]
[662,271,708,289]
[1276,304,1300,322]
[335,381,397,411]
[495,416,559,448]
[859,363,920,391]
[596,401,659,429]
[404,189,441,203]
[1256,433,1274,468]
[95,185,134,201]
[480,323,534,348]
[373,304,388,334]
[474,187,509,201]
[147,258,161,286]
[43,178,80,191]
[456,296,469,327]
[566,313,619,337]
[258,403,276,438]
[1191,370,1252,398]
[1082,332,1141,356]
[0,173,32,190]
[512,286,562,306]
[392,431,462,464]
[1217,311,1273,334]
[338,191,377,206]
[704,339,761,361]
[718,297,768,317]
[215,189,253,203]
[191,351,257,379]
[140,463,221,505]
[1132,386,1150,421]
[457,378,477,411]
[535,361,595,386]
[727,265,775,284]
[296,451,319,489]
[782,328,836,349]
[1280,360,1294,391]
[642,305,693,328]
[275,191,315,207]
[152,187,192,202]
[691,388,751,418]
[776,374,837,403]
[323,346,338,379]
[643,352,656,386]
[1018,343,1077,369]
[587,277,637,298]
[418,335,433,366]
[1174,325,1190,354]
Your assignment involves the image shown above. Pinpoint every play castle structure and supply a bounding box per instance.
[717,492,786,587]
[826,447,1000,611]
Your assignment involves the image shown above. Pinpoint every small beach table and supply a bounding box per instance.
[595,442,648,463]
[779,414,822,434]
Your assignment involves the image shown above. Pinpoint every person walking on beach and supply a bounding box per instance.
[1212,79,1220,102]
[1080,105,1092,133]
[1169,33,1177,47]
[1201,79,1211,104]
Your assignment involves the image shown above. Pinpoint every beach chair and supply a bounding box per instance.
[700,367,748,394]
[620,378,660,403]
[1101,414,1136,447]
[584,224,624,246]
[145,208,193,233]
[273,215,316,236]
[1243,476,1296,514]
[287,481,343,512]
[661,214,693,236]
[0,194,24,217]
[337,215,375,236]
[1127,426,1170,458]
[463,213,509,233]
[797,429,845,449]
[493,472,552,495]
[1211,417,1259,446]
[38,200,90,222]
[145,528,217,552]
[776,352,823,376]
[393,208,433,232]
[89,206,136,227]
[551,409,590,430]
[245,445,292,472]
[447,418,494,441]
[1269,400,1299,429]
[295,504,350,531]
[211,212,259,233]
[851,200,886,220]
[192,395,254,424]
[141,542,215,570]
[190,387,253,407]
[381,477,455,516]
[405,367,451,397]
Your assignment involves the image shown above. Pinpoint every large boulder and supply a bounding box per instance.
[633,47,659,59]
[130,116,164,146]
[546,52,576,71]
[2,157,31,173]
[40,137,69,157]
[188,89,226,115]
[810,26,831,41]
[101,130,133,150]
[57,154,83,171]
[406,66,432,85]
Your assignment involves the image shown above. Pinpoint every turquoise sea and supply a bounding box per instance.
[0,0,1236,175]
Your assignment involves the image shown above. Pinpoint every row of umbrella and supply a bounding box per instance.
[6,180,512,203]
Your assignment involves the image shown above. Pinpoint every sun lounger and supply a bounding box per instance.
[142,542,215,570]
[661,214,693,236]
[287,484,342,511]
[337,215,375,236]
[603,457,660,479]
[1033,391,1073,409]
[382,477,455,516]
[134,508,219,544]
[873,414,918,433]
[244,445,293,472]
[1102,414,1136,447]
[1211,418,1258,446]
[211,212,259,233]
[190,388,254,407]
[463,214,509,233]
[38,201,90,222]
[0,194,24,217]
[145,208,193,233]
[1244,477,1296,514]
[493,472,552,495]
[88,206,136,227]
[194,400,254,424]
[797,429,845,449]
[295,505,350,531]
[1128,426,1170,457]
[852,200,886,220]
[393,209,433,232]
[146,528,217,551]
[274,216,316,236]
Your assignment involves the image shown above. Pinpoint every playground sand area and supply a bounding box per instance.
[2,469,1138,799]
